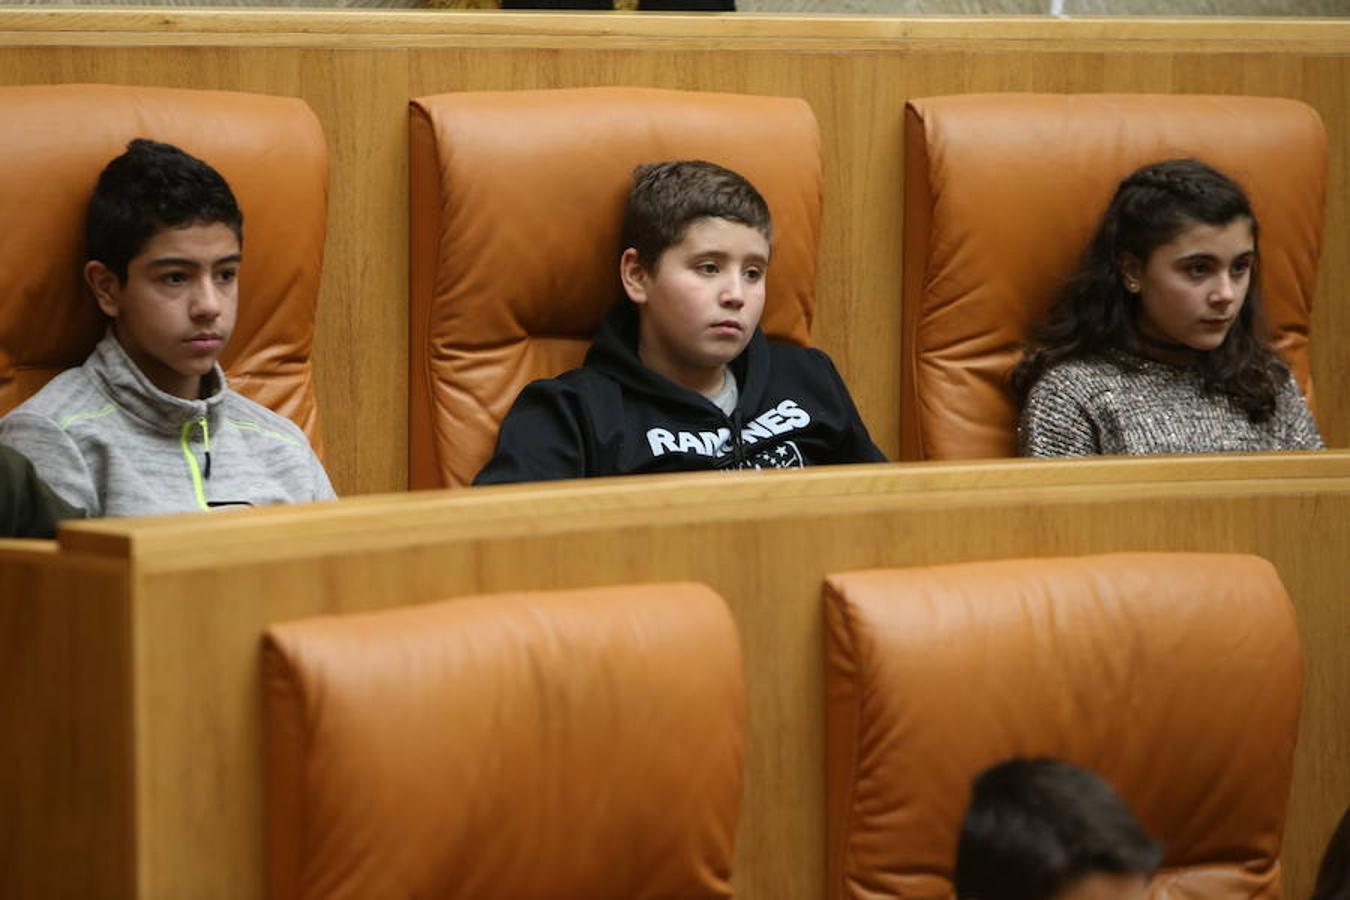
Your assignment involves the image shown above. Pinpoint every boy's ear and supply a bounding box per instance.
[619,248,649,306]
[84,261,122,318]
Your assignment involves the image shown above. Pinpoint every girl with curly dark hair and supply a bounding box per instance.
[1013,158,1322,457]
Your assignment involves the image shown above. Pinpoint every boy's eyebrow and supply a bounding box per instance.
[687,247,770,264]
[146,254,243,268]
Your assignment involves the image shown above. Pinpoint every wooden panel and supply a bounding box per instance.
[0,12,1345,495]
[39,452,1350,898]
[0,544,134,897]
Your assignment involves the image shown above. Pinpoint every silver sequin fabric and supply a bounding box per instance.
[1018,349,1325,457]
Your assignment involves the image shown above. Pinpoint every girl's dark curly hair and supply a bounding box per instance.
[1011,158,1287,422]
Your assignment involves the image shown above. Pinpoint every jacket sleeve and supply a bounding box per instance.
[814,350,887,464]
[308,448,338,500]
[1017,370,1099,457]
[0,411,100,516]
[0,444,85,538]
[473,380,591,485]
[1276,372,1324,451]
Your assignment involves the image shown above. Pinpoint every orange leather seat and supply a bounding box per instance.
[409,86,823,488]
[823,552,1302,900]
[263,582,746,899]
[0,84,328,447]
[901,94,1327,460]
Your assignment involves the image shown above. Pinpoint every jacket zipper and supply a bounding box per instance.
[178,417,212,511]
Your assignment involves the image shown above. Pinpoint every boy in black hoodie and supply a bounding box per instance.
[474,160,885,484]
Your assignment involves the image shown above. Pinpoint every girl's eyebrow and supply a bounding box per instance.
[1174,248,1254,263]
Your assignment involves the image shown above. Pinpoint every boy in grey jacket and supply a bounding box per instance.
[0,139,335,517]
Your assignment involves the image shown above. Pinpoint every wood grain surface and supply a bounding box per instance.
[0,546,134,898]
[3,452,1344,898]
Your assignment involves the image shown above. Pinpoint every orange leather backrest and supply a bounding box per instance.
[409,86,823,488]
[263,581,746,900]
[0,84,328,449]
[824,552,1302,900]
[901,94,1327,460]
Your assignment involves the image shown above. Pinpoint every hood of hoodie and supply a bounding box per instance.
[582,300,771,420]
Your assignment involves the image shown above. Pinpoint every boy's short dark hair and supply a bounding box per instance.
[86,138,243,282]
[619,159,772,272]
[955,758,1162,900]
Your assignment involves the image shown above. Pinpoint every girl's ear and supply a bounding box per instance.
[84,261,122,318]
[1118,253,1143,293]
[619,248,649,305]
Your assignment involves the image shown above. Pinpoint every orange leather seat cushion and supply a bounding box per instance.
[0,84,328,449]
[902,94,1327,460]
[264,581,746,900]
[824,552,1302,900]
[409,86,823,487]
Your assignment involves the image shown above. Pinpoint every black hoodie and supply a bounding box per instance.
[474,302,885,484]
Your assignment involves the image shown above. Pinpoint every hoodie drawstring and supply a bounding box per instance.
[729,412,747,468]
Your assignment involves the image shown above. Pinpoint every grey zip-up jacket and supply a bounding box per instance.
[0,333,336,517]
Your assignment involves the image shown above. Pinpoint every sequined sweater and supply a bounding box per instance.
[1018,349,1324,457]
